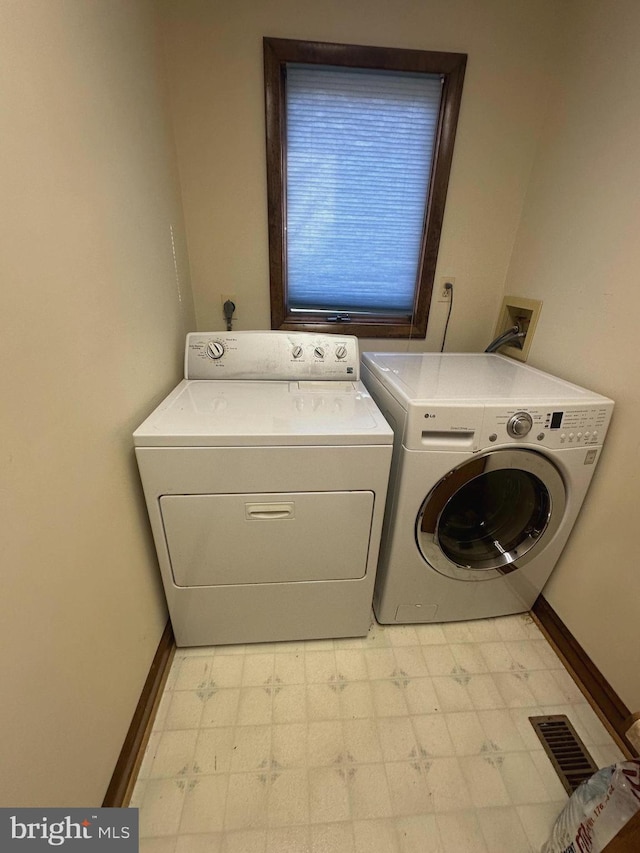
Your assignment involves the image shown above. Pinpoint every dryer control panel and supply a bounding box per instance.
[185,331,360,381]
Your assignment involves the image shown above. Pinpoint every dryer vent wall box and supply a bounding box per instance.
[360,352,613,626]
[133,332,392,647]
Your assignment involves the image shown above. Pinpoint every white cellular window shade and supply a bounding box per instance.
[264,38,467,338]
[286,65,443,315]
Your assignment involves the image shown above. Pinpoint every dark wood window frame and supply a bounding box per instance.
[263,37,467,338]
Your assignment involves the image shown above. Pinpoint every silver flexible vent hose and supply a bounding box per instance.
[485,325,526,353]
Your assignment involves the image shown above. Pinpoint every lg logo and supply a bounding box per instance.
[423,413,436,419]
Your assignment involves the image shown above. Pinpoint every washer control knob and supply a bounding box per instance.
[314,346,325,359]
[206,341,225,360]
[507,411,533,438]
[335,345,347,359]
[292,345,303,359]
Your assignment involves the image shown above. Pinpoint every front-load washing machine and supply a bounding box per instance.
[134,331,392,646]
[360,352,614,624]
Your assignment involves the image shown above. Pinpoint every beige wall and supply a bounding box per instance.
[504,0,640,709]
[0,1,194,805]
[159,0,565,352]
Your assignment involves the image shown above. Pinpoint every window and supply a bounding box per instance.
[263,38,466,338]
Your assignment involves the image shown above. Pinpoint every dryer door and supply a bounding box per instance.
[416,449,566,581]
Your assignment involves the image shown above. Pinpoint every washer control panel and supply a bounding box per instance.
[482,403,613,448]
[185,331,360,380]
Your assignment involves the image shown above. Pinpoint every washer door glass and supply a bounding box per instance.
[416,450,566,581]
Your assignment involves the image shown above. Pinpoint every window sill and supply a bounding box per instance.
[273,316,426,339]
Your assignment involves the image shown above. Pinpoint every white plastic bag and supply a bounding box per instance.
[542,759,640,853]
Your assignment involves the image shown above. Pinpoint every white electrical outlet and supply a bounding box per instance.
[437,277,455,302]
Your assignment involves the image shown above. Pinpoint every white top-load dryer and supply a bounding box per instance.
[360,352,614,624]
[134,332,392,646]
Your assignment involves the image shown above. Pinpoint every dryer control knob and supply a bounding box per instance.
[206,341,225,360]
[507,411,533,438]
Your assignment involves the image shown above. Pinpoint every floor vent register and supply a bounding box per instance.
[529,714,599,794]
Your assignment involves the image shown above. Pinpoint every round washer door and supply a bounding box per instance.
[415,449,566,581]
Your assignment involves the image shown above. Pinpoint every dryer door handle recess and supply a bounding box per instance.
[415,449,566,582]
[245,502,295,520]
